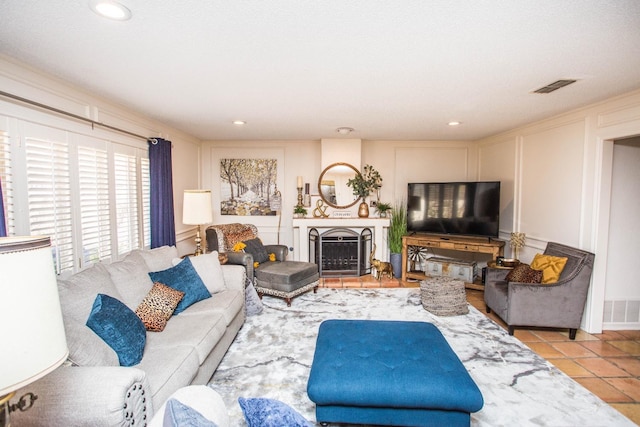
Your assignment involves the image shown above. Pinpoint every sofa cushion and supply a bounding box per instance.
[530,253,568,284]
[86,294,147,367]
[58,262,123,321]
[135,282,185,332]
[63,319,120,366]
[242,238,269,264]
[505,264,543,284]
[57,263,121,366]
[179,290,244,326]
[149,257,211,314]
[146,312,226,364]
[106,251,155,310]
[137,345,201,407]
[139,245,179,272]
[173,251,227,294]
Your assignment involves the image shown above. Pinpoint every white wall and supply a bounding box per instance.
[201,139,478,254]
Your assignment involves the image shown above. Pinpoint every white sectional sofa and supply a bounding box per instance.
[12,246,245,426]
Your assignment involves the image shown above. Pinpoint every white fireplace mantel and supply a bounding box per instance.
[292,217,390,263]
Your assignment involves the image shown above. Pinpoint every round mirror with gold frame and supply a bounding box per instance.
[318,162,361,209]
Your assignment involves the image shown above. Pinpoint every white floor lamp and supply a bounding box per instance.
[183,190,213,256]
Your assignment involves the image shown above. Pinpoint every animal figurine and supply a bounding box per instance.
[369,243,394,280]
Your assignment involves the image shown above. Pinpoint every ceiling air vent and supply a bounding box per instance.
[532,79,577,94]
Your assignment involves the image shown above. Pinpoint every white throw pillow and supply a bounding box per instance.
[140,245,179,272]
[173,251,227,294]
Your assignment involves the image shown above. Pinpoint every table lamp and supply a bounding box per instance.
[0,236,68,426]
[510,232,526,260]
[183,190,213,256]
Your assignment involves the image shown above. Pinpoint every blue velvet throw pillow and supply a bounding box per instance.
[86,294,146,367]
[163,398,218,427]
[149,257,211,314]
[238,397,313,427]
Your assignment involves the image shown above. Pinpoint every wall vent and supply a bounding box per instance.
[603,299,640,327]
[532,79,577,94]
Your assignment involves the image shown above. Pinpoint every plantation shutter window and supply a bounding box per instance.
[24,127,74,274]
[114,151,141,255]
[0,126,14,236]
[0,111,151,274]
[140,156,151,249]
[78,145,112,264]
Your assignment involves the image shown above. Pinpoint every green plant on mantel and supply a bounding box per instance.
[293,205,307,216]
[388,201,407,254]
[375,202,392,217]
[346,164,382,199]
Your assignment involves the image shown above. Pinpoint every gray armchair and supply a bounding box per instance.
[484,242,595,340]
[205,223,319,306]
[205,223,288,285]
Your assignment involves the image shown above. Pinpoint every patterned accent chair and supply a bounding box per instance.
[484,242,595,339]
[205,224,319,306]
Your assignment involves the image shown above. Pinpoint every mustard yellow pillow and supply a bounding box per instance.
[530,253,568,284]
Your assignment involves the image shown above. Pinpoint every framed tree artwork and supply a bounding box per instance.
[220,158,278,216]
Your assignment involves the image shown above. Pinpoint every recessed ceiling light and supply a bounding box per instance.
[89,0,131,21]
[448,121,461,126]
[232,120,246,125]
[336,127,354,135]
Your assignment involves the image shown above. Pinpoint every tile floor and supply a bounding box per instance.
[318,275,640,425]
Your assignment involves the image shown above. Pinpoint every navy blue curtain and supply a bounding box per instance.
[148,138,176,248]
[0,177,6,237]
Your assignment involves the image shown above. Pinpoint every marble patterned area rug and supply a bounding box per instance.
[209,288,634,426]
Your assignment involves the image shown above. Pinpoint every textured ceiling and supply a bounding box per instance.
[1,0,640,141]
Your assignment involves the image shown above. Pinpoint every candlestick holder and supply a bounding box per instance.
[303,183,311,207]
[297,187,303,207]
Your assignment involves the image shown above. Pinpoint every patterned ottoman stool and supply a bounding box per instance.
[307,320,483,427]
[254,261,319,306]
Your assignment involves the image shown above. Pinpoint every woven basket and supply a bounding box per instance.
[420,276,468,316]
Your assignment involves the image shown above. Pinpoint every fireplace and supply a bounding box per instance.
[309,228,372,277]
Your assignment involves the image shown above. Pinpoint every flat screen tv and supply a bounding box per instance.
[407,181,500,238]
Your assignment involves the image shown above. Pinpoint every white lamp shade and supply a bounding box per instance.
[0,236,68,396]
[183,190,213,225]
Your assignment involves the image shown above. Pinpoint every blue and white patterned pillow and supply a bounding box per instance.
[238,397,312,427]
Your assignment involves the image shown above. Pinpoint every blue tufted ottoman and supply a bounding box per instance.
[307,320,483,427]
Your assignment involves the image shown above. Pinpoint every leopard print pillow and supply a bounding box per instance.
[135,282,185,332]
[505,264,543,284]
[224,228,256,251]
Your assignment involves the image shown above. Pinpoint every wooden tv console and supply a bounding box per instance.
[401,234,505,289]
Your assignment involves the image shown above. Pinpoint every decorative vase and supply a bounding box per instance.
[390,252,402,279]
[358,201,369,218]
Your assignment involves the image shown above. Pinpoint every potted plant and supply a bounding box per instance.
[346,164,382,217]
[293,205,307,218]
[375,202,391,218]
[388,200,407,278]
